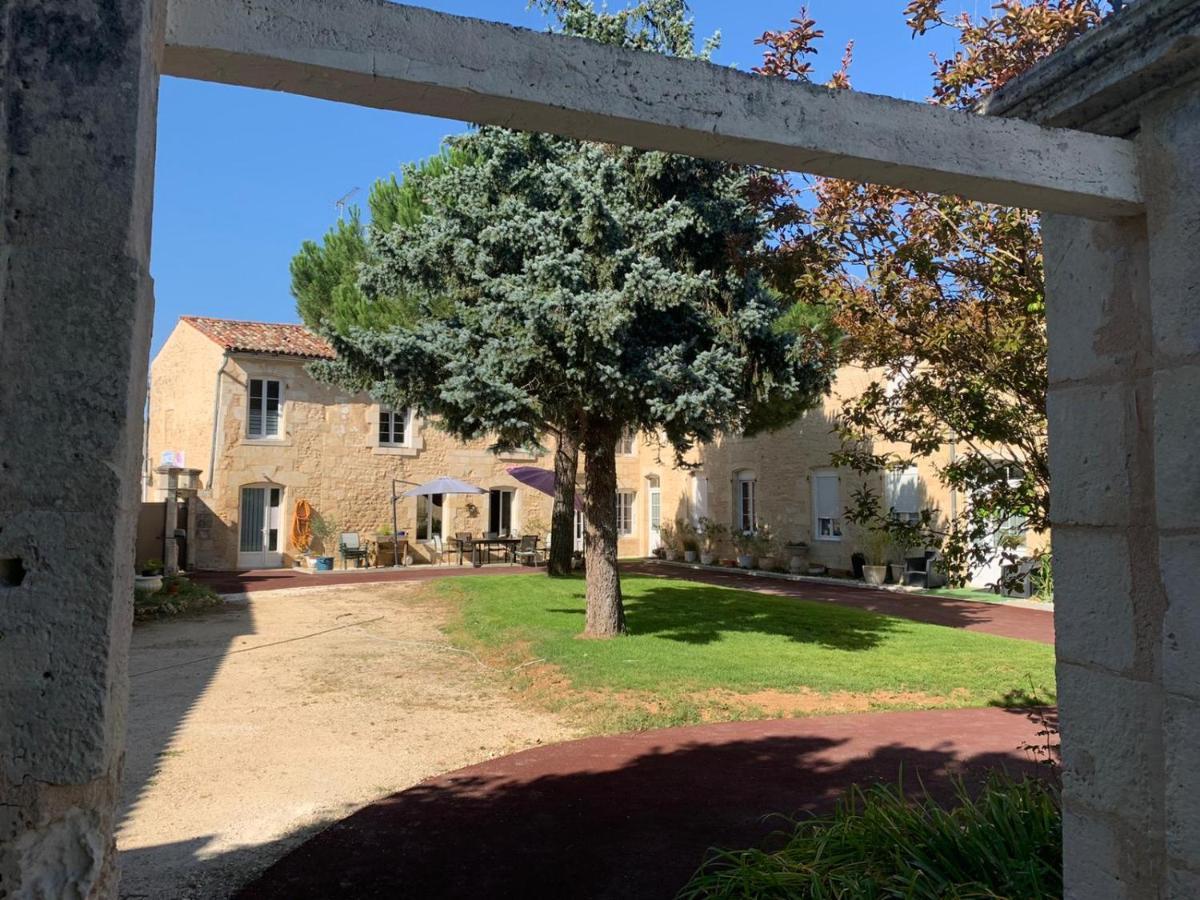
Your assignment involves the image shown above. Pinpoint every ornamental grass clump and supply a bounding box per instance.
[679,772,1061,900]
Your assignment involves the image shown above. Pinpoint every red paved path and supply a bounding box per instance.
[627,561,1055,644]
[193,560,1054,644]
[237,707,1054,900]
[190,562,523,595]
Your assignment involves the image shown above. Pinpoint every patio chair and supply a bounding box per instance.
[514,535,545,567]
[339,533,369,569]
[454,531,478,566]
[431,534,446,566]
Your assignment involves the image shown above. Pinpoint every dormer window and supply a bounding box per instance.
[248,378,281,439]
[379,407,409,447]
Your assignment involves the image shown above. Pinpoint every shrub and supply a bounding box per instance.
[134,576,223,623]
[679,772,1061,900]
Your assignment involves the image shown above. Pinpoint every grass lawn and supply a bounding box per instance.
[438,573,1055,733]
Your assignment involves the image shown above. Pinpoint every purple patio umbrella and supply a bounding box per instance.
[506,466,584,511]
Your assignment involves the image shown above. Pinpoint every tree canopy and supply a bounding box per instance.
[754,0,1114,582]
[298,0,834,634]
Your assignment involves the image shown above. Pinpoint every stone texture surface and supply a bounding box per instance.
[0,2,163,895]
[163,0,1141,218]
[1028,19,1200,889]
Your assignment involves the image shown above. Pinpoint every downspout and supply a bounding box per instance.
[207,351,232,496]
[143,384,152,499]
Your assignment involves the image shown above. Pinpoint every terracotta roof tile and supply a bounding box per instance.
[182,316,335,360]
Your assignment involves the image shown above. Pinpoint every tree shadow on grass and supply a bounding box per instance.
[234,712,1052,900]
[544,580,899,651]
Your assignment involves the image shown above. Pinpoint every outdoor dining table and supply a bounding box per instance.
[452,536,521,566]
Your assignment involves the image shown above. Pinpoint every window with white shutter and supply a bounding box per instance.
[247,378,281,439]
[884,467,921,524]
[812,471,842,541]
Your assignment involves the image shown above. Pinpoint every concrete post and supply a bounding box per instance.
[984,4,1200,894]
[0,1,163,896]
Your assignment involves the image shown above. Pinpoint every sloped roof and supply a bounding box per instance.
[182,316,335,360]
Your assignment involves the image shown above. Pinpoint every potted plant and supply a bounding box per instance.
[135,558,164,592]
[786,540,809,574]
[676,518,700,563]
[698,517,726,566]
[732,530,757,569]
[888,518,923,586]
[659,521,679,561]
[861,527,892,586]
[755,524,779,571]
[309,513,339,571]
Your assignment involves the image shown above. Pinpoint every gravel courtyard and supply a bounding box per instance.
[117,582,572,899]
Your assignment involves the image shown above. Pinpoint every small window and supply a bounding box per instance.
[379,407,409,447]
[884,467,921,525]
[248,378,281,439]
[616,491,635,536]
[812,471,842,541]
[735,472,757,533]
[489,488,514,536]
[617,431,636,456]
[417,493,443,542]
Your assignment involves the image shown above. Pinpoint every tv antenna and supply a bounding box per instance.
[334,187,360,219]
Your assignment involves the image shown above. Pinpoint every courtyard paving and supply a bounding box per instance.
[117,582,572,899]
[236,707,1052,899]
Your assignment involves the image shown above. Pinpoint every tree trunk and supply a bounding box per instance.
[549,432,578,577]
[582,425,626,637]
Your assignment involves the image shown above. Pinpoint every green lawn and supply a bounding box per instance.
[438,574,1055,732]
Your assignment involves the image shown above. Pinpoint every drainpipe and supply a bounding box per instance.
[207,351,232,496]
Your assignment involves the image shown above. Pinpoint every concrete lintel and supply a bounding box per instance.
[982,0,1200,135]
[164,0,1142,219]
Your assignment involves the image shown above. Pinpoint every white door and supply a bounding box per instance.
[574,509,585,552]
[647,480,662,552]
[238,485,283,569]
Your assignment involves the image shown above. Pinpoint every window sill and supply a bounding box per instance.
[374,445,420,457]
[242,437,292,448]
[813,536,843,543]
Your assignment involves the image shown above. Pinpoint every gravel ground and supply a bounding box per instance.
[117,582,572,899]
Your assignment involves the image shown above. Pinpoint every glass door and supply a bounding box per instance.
[647,478,662,553]
[238,485,283,568]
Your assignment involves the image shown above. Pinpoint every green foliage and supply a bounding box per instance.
[291,147,473,338]
[133,576,222,623]
[441,574,1056,732]
[680,772,1062,899]
[697,517,728,553]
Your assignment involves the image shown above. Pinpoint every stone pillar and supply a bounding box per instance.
[985,5,1200,893]
[157,466,181,574]
[0,1,163,896]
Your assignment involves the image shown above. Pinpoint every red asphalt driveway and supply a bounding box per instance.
[236,707,1055,900]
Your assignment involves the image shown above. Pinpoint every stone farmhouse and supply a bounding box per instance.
[146,315,1031,581]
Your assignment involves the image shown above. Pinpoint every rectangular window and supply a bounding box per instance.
[616,491,635,536]
[248,378,281,439]
[489,489,514,536]
[417,493,444,542]
[378,407,408,446]
[617,431,636,456]
[884,466,921,525]
[812,471,842,540]
[737,478,757,533]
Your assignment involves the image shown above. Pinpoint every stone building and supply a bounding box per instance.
[147,315,1032,580]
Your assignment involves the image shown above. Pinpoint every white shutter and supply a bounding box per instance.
[814,473,839,519]
[691,474,708,524]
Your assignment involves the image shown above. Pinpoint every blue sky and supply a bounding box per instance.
[151,0,972,355]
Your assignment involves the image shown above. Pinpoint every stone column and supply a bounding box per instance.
[0,1,163,896]
[982,4,1200,895]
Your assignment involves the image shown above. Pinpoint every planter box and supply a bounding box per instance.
[736,554,755,569]
[699,552,716,565]
[863,565,887,586]
[684,550,698,563]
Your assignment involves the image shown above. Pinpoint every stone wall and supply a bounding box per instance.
[148,330,557,570]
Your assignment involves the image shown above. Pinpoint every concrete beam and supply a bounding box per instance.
[164,0,1142,220]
